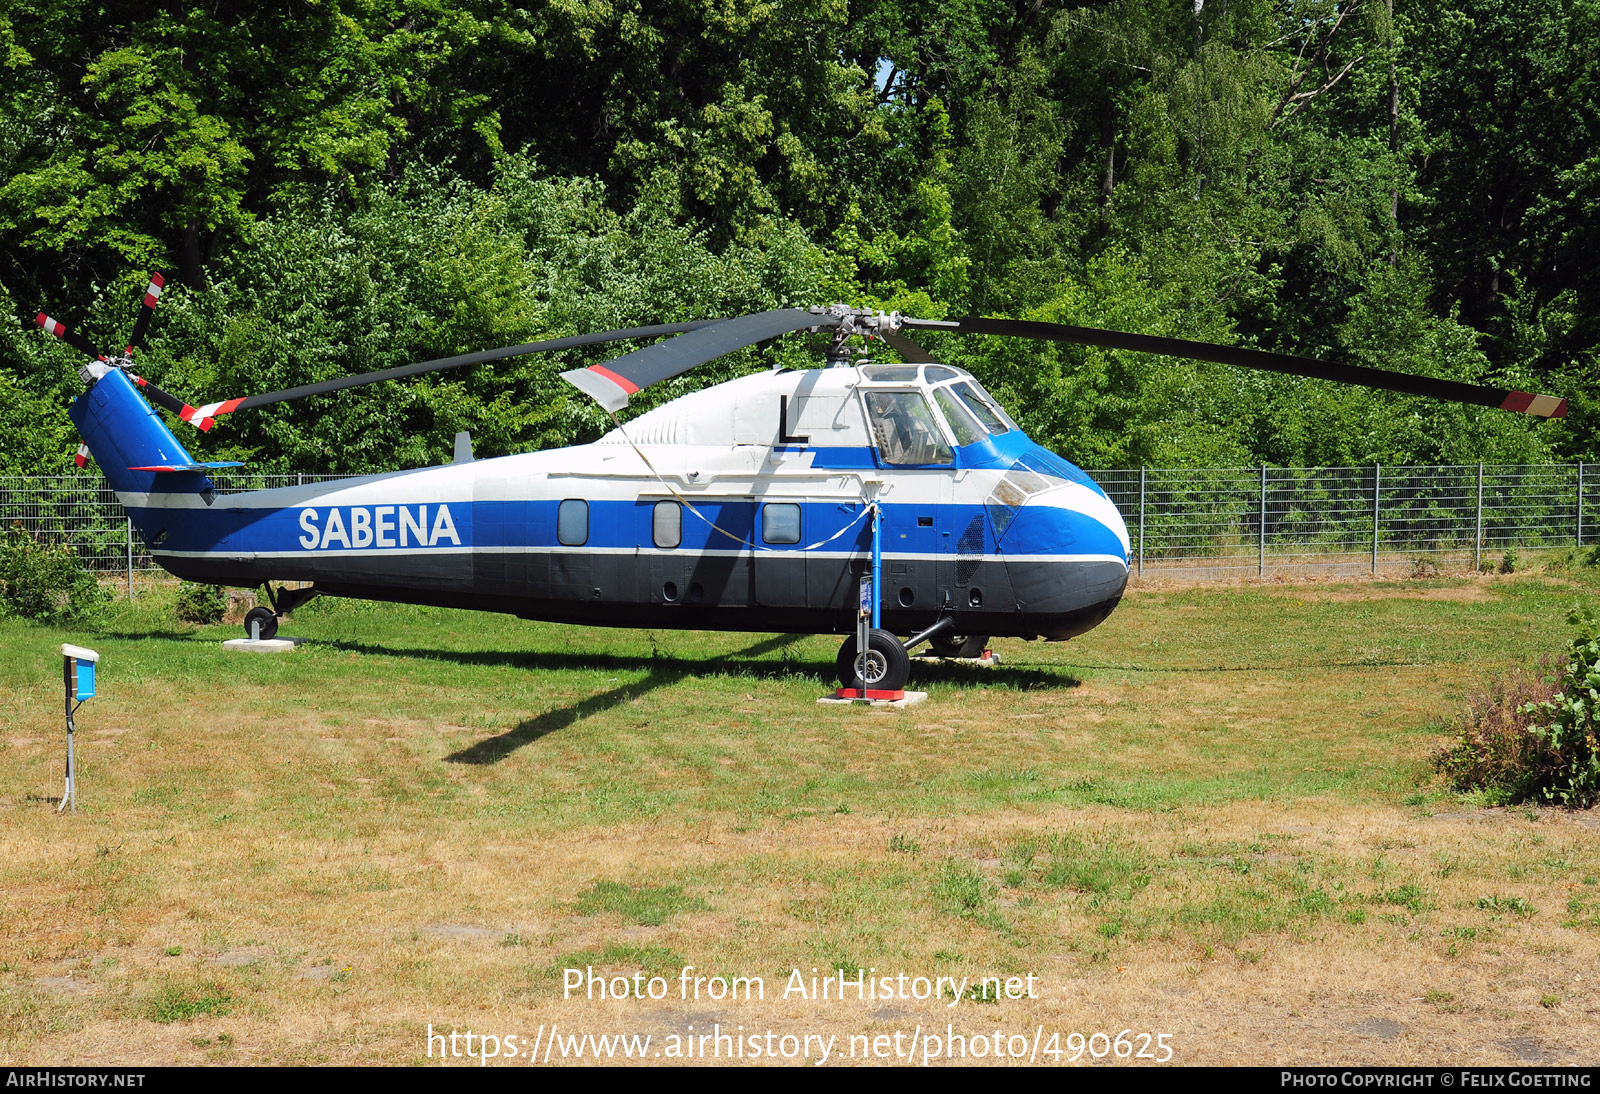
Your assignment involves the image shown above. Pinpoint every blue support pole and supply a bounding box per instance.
[870,503,883,630]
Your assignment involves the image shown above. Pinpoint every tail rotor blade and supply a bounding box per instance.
[128,373,211,431]
[125,272,166,354]
[35,313,105,361]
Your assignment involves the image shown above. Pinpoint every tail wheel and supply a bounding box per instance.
[243,605,279,640]
[930,633,989,659]
[836,628,911,692]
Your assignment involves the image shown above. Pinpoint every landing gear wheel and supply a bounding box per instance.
[930,633,989,660]
[243,605,279,640]
[836,628,911,692]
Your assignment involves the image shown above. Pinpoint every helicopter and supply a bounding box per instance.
[33,280,1567,694]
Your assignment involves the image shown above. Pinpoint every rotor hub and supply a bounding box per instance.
[805,305,905,366]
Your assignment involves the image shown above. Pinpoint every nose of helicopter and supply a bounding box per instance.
[994,471,1131,640]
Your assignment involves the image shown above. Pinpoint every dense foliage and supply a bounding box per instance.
[1440,607,1600,807]
[2,1,1595,474]
[0,521,108,624]
[174,580,228,624]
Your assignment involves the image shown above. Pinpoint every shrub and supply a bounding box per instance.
[175,581,229,623]
[0,522,110,625]
[1437,607,1600,807]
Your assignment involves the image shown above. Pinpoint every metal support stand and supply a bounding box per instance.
[852,503,879,689]
[1138,468,1146,577]
[60,664,77,815]
[125,518,133,600]
[1372,463,1381,575]
[57,645,97,814]
[1475,463,1484,571]
[1259,465,1267,578]
[869,502,882,631]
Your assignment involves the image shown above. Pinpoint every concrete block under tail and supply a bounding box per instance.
[221,637,306,653]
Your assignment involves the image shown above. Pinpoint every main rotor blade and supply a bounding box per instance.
[195,319,728,425]
[908,316,1568,418]
[880,330,935,363]
[561,309,833,411]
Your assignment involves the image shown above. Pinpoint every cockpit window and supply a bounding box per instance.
[932,386,987,447]
[859,364,920,382]
[922,365,959,382]
[864,391,953,466]
[953,381,1011,434]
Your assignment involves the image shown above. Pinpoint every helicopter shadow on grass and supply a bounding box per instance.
[436,632,816,765]
[288,634,1079,765]
[311,634,1076,693]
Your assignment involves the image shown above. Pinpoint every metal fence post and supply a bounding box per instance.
[1138,468,1146,576]
[1259,465,1267,578]
[1579,462,1585,547]
[1475,462,1484,572]
[1372,463,1381,575]
[125,517,133,599]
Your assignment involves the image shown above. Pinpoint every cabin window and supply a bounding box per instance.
[557,499,588,546]
[653,500,682,548]
[763,503,802,545]
[859,364,920,382]
[863,391,953,466]
[932,386,987,447]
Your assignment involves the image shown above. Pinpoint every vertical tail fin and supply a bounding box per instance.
[68,370,215,539]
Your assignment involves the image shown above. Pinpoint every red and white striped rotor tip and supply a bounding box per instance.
[1500,391,1567,418]
[179,399,243,432]
[142,272,165,309]
[73,444,91,468]
[188,396,241,431]
[36,313,66,338]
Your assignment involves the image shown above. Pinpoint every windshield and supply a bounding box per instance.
[932,386,987,447]
[864,391,953,466]
[952,381,1013,434]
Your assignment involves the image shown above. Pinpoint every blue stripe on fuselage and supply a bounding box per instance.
[131,496,1127,561]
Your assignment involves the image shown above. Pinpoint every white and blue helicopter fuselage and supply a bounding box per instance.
[73,360,1131,643]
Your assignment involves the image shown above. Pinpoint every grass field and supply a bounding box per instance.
[2,567,1598,1066]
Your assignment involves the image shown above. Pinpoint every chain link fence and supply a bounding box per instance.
[1093,464,1597,578]
[2,464,1596,590]
[0,473,359,592]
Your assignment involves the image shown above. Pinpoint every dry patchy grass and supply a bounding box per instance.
[0,571,1597,1065]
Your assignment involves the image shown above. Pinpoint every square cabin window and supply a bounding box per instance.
[557,499,588,546]
[653,500,682,548]
[763,503,801,545]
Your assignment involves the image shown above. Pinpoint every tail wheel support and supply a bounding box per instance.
[246,583,321,639]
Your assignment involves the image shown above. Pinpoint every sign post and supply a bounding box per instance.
[58,644,98,814]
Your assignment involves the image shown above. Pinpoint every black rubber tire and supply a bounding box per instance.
[836,628,911,692]
[243,605,279,640]
[930,633,989,660]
